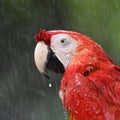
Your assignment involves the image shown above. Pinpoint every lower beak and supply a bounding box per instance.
[46,47,65,73]
[34,42,65,78]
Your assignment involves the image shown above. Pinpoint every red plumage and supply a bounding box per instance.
[59,33,120,120]
[60,60,120,119]
[34,30,120,120]
[34,29,51,45]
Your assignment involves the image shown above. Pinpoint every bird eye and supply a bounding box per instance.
[59,38,71,47]
[60,38,66,44]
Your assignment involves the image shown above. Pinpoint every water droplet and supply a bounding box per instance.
[76,100,80,106]
[49,83,52,88]
[84,93,88,97]
[95,109,101,115]
[64,111,69,120]
[74,110,78,114]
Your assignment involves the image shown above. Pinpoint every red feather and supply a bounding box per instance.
[34,29,51,45]
[34,29,120,120]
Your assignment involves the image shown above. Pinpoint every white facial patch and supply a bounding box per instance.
[50,34,79,69]
[34,42,48,73]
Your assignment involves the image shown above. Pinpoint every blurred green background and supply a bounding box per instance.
[0,0,120,120]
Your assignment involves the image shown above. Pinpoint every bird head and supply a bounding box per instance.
[34,30,110,77]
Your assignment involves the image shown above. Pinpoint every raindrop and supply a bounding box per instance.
[74,110,78,114]
[64,111,68,120]
[84,93,88,97]
[49,83,52,88]
[76,100,80,106]
[94,109,101,115]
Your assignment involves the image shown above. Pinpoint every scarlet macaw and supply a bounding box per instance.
[34,30,120,120]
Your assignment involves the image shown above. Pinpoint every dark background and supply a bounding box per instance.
[0,0,120,120]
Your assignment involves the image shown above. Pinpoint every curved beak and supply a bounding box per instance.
[34,42,65,78]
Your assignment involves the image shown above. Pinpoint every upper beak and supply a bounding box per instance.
[34,42,65,78]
